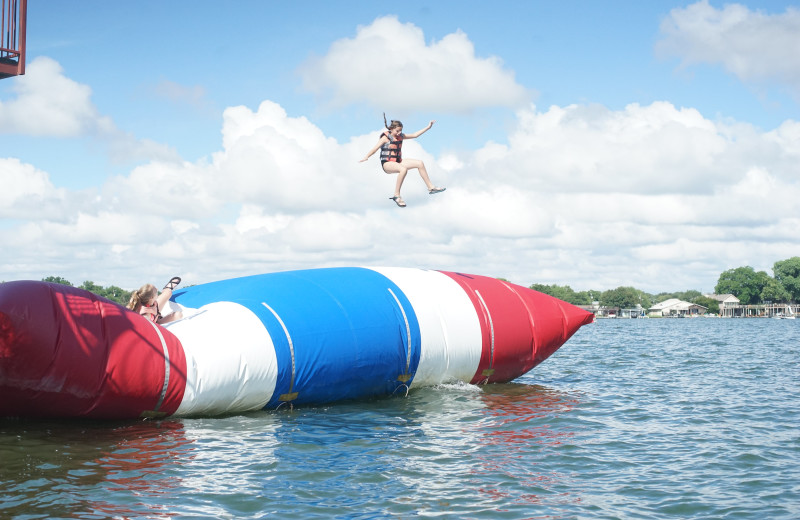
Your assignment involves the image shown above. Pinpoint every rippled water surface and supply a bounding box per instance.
[2,319,799,519]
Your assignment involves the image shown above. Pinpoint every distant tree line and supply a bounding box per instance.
[16,256,800,311]
[41,276,131,306]
[714,257,800,305]
[528,256,800,312]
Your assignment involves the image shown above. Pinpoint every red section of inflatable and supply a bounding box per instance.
[440,272,594,384]
[0,281,186,419]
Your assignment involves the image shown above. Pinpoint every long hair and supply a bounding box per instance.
[127,283,157,311]
[383,112,403,130]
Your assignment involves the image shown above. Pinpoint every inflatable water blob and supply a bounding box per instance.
[0,267,594,419]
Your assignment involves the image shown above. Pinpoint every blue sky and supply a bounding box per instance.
[1,1,799,294]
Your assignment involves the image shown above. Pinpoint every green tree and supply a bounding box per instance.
[654,290,702,304]
[653,292,673,303]
[600,286,643,309]
[715,266,770,305]
[530,283,571,303]
[99,285,132,306]
[79,280,104,294]
[77,280,131,306]
[572,291,594,306]
[529,283,594,305]
[694,295,719,314]
[530,283,559,298]
[761,278,790,303]
[680,290,702,302]
[42,276,73,286]
[31,276,136,306]
[773,256,800,302]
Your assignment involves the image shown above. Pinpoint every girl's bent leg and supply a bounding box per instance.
[402,158,436,190]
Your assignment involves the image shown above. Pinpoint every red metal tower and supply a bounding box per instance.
[0,0,26,79]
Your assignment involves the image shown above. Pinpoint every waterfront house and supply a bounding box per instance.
[648,299,707,317]
[703,293,740,318]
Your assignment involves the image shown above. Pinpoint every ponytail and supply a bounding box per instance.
[383,113,402,131]
[127,283,157,311]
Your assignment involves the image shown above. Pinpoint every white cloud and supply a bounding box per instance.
[297,16,530,113]
[0,56,179,163]
[0,158,78,220]
[3,96,799,294]
[657,1,800,96]
[0,158,56,208]
[104,100,379,217]
[492,101,730,196]
[0,57,99,136]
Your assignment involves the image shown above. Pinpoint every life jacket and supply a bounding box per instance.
[140,303,161,323]
[379,131,403,164]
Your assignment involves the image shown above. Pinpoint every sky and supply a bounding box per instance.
[1,0,799,294]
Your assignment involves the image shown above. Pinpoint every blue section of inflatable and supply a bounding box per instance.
[172,267,422,406]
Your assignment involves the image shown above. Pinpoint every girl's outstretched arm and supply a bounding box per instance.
[404,120,435,139]
[360,135,389,162]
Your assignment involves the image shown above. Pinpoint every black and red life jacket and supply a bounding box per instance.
[379,131,404,164]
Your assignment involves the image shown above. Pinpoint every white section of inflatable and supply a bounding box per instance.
[166,301,278,416]
[368,267,482,385]
[159,299,184,320]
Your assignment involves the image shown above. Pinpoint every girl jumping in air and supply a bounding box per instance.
[360,114,446,207]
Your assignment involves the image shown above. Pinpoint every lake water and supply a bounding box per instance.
[1,318,798,519]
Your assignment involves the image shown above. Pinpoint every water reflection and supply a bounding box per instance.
[480,383,580,445]
[334,381,586,516]
[1,382,585,518]
[474,382,583,510]
[0,419,193,519]
[91,421,193,518]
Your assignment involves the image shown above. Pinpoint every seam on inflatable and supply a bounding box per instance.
[475,290,496,379]
[387,288,412,382]
[146,319,170,415]
[261,302,298,402]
